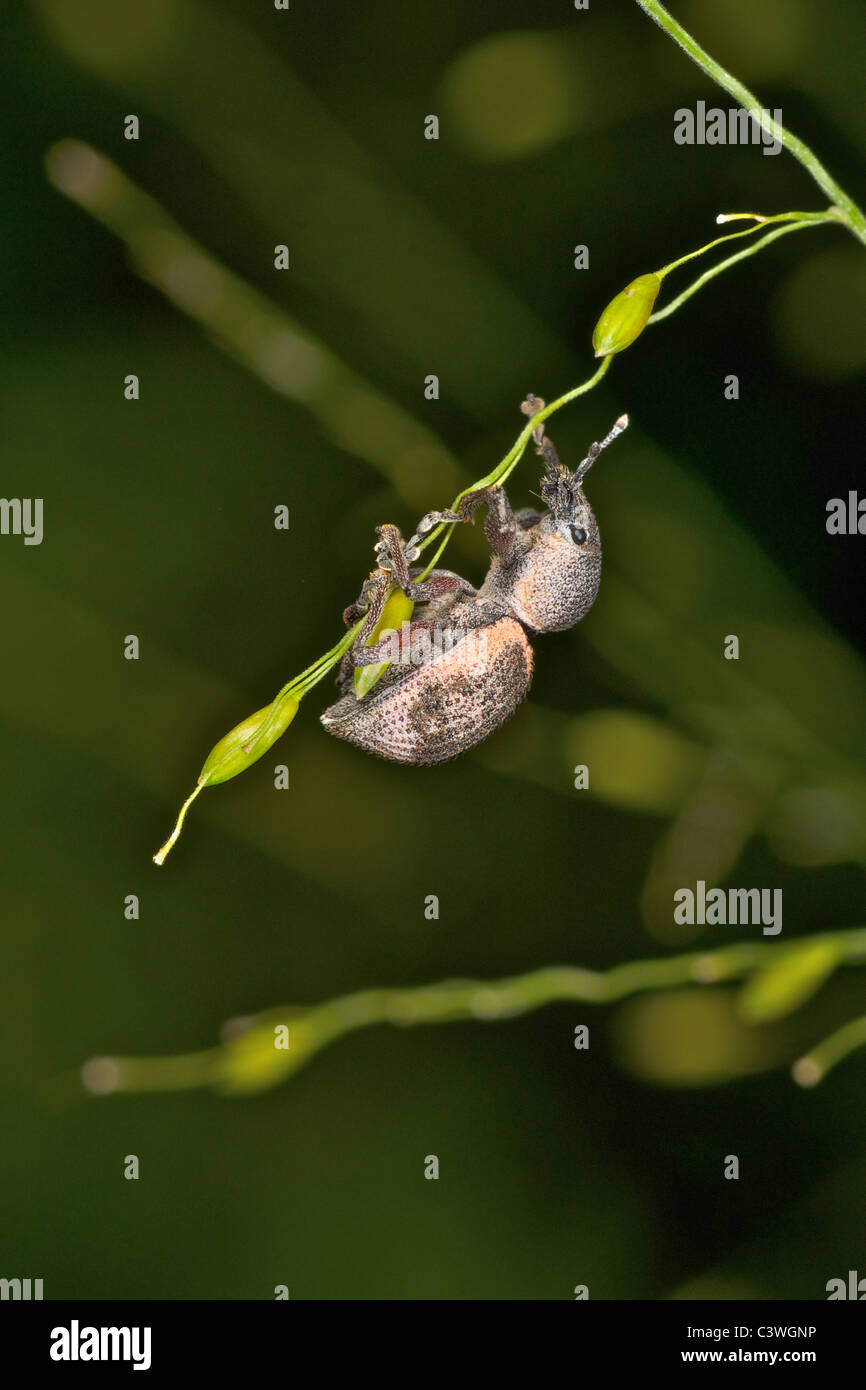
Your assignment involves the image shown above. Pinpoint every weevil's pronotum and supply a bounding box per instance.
[320,399,629,764]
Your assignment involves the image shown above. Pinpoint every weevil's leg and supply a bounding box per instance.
[521,394,566,478]
[336,648,356,690]
[337,616,449,694]
[444,483,521,562]
[350,618,442,669]
[538,435,562,468]
[342,559,471,668]
[342,566,389,628]
[481,486,521,560]
[402,507,466,563]
[342,569,391,638]
[521,393,547,449]
[374,523,416,591]
[406,568,476,601]
[514,506,544,530]
[375,524,476,601]
[335,570,393,690]
[341,599,365,627]
[342,563,473,686]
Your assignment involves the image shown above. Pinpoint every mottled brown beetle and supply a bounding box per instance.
[320,399,628,764]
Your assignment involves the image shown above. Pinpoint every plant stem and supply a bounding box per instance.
[635,0,866,244]
[656,219,786,278]
[152,783,206,866]
[648,218,827,325]
[82,926,866,1096]
[792,1014,866,1087]
[656,211,832,278]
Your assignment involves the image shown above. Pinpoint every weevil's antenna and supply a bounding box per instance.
[574,414,629,484]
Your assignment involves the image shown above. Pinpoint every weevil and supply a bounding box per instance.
[320,398,628,764]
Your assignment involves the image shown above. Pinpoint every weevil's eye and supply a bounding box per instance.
[569,524,587,545]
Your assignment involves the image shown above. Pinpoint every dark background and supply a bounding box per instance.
[3,0,865,1298]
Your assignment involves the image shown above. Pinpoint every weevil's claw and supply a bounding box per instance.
[521,393,547,448]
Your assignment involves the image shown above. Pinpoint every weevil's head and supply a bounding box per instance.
[508,415,628,633]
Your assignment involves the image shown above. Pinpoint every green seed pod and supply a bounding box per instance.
[353,588,415,699]
[199,697,300,786]
[154,692,301,863]
[592,272,661,358]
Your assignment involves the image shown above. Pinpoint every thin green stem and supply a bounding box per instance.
[717,211,838,227]
[792,1015,866,1087]
[635,0,866,244]
[82,926,866,1096]
[648,218,829,325]
[656,212,832,278]
[235,618,365,761]
[657,219,786,277]
[276,620,364,702]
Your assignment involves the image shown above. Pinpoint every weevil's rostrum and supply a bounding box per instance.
[320,401,629,764]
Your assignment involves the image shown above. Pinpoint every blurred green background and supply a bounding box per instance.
[3,0,866,1298]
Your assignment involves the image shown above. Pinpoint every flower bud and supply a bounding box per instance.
[353,588,415,699]
[199,697,299,786]
[592,272,661,358]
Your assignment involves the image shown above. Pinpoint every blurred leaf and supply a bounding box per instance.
[569,708,704,813]
[738,940,841,1023]
[613,988,792,1086]
[439,30,579,161]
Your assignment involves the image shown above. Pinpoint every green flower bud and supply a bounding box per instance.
[592,272,661,358]
[199,697,299,786]
[353,588,415,699]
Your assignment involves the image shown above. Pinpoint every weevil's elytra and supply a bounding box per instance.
[321,615,533,764]
[320,401,628,765]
